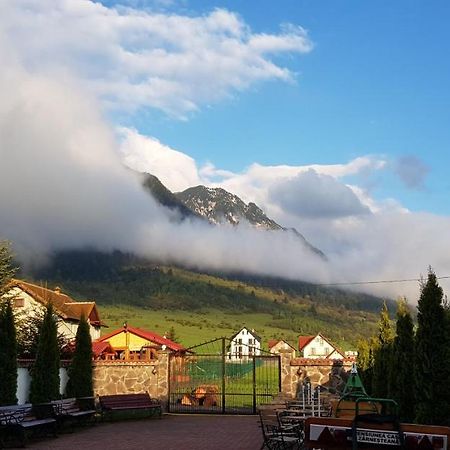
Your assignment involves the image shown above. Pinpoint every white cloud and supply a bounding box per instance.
[120,128,202,191]
[1,1,313,118]
[268,169,371,219]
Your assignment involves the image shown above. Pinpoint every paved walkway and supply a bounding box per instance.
[29,414,264,449]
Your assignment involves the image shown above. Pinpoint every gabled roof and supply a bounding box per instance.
[92,341,114,357]
[230,326,261,342]
[9,279,103,325]
[268,339,296,351]
[97,326,185,352]
[298,332,345,358]
[298,335,316,351]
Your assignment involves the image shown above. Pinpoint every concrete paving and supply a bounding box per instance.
[29,414,264,450]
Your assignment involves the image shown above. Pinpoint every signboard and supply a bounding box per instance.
[308,423,448,449]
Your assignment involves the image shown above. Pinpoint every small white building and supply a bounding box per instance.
[228,327,261,360]
[5,279,104,340]
[298,333,344,359]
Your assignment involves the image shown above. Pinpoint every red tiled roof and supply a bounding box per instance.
[97,326,185,352]
[268,339,279,349]
[298,335,315,351]
[92,341,113,357]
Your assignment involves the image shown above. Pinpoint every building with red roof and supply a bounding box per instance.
[298,333,345,359]
[95,324,185,360]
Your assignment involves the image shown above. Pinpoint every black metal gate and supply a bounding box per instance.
[168,337,281,414]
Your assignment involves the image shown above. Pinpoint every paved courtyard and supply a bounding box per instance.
[29,414,264,449]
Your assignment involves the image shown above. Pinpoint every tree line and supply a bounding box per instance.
[358,268,450,425]
[0,242,93,405]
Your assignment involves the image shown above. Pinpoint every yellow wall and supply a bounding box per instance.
[107,331,153,351]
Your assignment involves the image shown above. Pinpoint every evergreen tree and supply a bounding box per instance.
[0,241,18,405]
[0,241,16,298]
[389,298,415,422]
[29,303,60,403]
[415,269,450,425]
[372,301,394,398]
[166,326,178,343]
[357,337,377,395]
[65,315,93,398]
[0,300,18,405]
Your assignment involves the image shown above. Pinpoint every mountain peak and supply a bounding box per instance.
[175,185,282,229]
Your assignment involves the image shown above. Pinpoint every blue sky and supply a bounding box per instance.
[104,0,450,214]
[2,0,450,298]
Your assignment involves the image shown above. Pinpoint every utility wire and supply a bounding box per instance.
[317,276,450,287]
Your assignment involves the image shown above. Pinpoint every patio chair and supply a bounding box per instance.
[259,409,302,450]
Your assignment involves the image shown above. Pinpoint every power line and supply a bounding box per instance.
[317,276,450,287]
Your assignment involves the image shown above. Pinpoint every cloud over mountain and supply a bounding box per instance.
[1,2,450,302]
[268,170,371,219]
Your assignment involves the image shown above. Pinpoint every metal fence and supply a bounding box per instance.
[168,337,281,414]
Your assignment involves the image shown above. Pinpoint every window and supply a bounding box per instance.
[14,298,25,308]
[310,347,316,355]
[318,337,324,345]
[238,338,242,344]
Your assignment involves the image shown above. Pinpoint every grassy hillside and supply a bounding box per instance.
[27,250,386,349]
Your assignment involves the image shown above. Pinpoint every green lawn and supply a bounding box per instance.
[98,303,371,350]
[99,304,302,349]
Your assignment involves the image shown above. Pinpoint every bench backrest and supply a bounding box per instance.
[99,393,159,408]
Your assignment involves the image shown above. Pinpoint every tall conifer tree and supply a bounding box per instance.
[415,269,450,425]
[29,303,60,403]
[372,301,394,398]
[65,315,93,398]
[389,298,415,422]
[0,241,18,405]
[0,300,18,405]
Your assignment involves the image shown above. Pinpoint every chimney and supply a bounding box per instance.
[54,286,61,295]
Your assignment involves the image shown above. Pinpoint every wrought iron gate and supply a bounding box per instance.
[168,337,281,414]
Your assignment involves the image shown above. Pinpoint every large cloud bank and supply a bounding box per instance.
[2,0,312,118]
[1,1,449,302]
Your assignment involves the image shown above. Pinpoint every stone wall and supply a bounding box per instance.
[93,351,170,410]
[278,349,353,398]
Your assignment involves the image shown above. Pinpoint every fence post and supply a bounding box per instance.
[252,356,257,414]
[221,338,226,414]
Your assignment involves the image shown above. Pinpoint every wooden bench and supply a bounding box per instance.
[99,393,162,421]
[51,397,97,429]
[0,404,57,447]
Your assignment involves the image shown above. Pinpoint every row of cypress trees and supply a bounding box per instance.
[358,269,450,426]
[0,241,93,406]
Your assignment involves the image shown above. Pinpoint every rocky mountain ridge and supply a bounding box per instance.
[142,173,325,258]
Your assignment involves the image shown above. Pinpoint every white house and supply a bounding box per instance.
[6,279,104,340]
[228,327,261,360]
[298,333,345,359]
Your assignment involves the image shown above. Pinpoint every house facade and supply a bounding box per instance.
[228,327,261,360]
[298,333,345,359]
[6,279,103,340]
